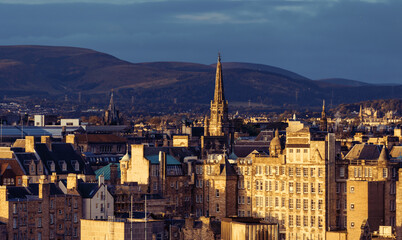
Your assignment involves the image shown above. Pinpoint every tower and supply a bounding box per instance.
[205,54,229,137]
[104,89,121,125]
[320,99,328,131]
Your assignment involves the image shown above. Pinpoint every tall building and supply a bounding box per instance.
[235,121,336,240]
[204,54,229,137]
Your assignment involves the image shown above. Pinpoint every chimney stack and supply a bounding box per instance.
[38,175,49,199]
[25,136,35,153]
[67,173,77,191]
[22,175,29,187]
[41,136,51,151]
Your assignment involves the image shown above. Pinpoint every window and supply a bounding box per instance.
[50,200,54,209]
[311,168,315,177]
[303,168,308,177]
[318,200,323,210]
[311,183,316,193]
[296,199,301,209]
[289,199,293,209]
[350,186,355,193]
[296,182,301,193]
[311,199,315,210]
[13,203,17,214]
[282,197,286,208]
[390,200,396,211]
[318,168,323,177]
[383,168,388,178]
[350,222,355,228]
[38,203,42,212]
[318,183,323,194]
[350,203,355,210]
[303,199,308,210]
[13,218,17,229]
[296,149,300,153]
[289,215,294,227]
[50,214,54,224]
[289,149,293,153]
[74,213,78,223]
[318,216,323,228]
[247,197,251,205]
[289,182,294,193]
[38,217,42,228]
[296,167,301,176]
[303,183,308,193]
[216,189,220,197]
[340,167,345,177]
[289,167,294,176]
[336,183,340,193]
[303,216,308,227]
[296,215,301,227]
[216,204,220,212]
[311,216,316,227]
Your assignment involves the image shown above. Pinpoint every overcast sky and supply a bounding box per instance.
[0,0,401,84]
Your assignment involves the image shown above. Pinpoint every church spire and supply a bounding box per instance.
[214,53,225,103]
[321,99,326,119]
[108,89,115,111]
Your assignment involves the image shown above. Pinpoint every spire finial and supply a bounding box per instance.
[322,99,325,111]
[218,52,221,62]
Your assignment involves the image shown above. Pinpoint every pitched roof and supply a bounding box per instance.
[344,144,381,160]
[77,182,99,198]
[390,146,402,159]
[75,134,127,144]
[35,143,95,176]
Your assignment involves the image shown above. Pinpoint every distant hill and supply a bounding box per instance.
[1,45,402,113]
[316,78,371,87]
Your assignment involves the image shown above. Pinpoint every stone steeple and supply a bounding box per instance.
[104,89,121,125]
[214,53,225,103]
[204,54,229,137]
[320,99,327,131]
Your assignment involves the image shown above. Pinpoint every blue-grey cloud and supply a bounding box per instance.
[0,0,400,84]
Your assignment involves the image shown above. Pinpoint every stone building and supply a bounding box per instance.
[0,175,82,240]
[235,121,336,240]
[344,144,397,240]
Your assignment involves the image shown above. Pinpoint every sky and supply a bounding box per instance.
[0,0,401,84]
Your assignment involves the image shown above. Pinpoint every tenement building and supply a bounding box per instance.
[236,121,336,240]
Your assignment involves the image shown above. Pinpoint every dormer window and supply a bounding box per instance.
[60,161,67,172]
[72,160,79,171]
[48,161,55,172]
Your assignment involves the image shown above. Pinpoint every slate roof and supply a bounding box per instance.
[14,152,43,174]
[344,144,382,160]
[75,134,127,144]
[77,182,99,198]
[6,183,64,200]
[35,143,95,176]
